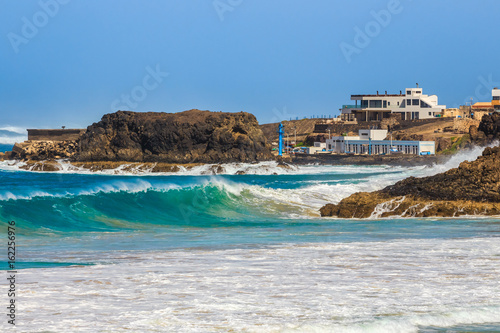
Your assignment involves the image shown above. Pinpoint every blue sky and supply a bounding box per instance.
[1,0,499,130]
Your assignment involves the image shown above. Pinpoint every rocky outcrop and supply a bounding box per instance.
[75,110,273,163]
[320,146,500,218]
[10,140,78,160]
[470,113,500,145]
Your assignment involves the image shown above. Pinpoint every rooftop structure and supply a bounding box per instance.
[341,86,446,121]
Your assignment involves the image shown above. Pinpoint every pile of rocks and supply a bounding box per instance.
[11,140,78,160]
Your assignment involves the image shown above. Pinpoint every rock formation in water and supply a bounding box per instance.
[75,109,273,163]
[470,112,500,145]
[320,146,500,218]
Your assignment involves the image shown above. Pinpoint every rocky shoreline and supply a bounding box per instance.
[321,146,500,218]
[2,110,274,165]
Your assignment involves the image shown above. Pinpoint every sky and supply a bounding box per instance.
[1,0,499,131]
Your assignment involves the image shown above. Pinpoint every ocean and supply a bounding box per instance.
[0,144,13,153]
[0,148,499,332]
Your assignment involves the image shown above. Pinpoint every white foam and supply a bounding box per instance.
[16,237,500,332]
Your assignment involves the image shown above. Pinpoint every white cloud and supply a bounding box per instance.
[0,126,27,134]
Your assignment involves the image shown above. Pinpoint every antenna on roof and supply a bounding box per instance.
[416,83,419,88]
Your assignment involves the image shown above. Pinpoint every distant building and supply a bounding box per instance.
[27,129,86,141]
[341,86,446,121]
[472,102,494,112]
[320,129,435,155]
[465,88,500,114]
[492,87,500,111]
[441,108,465,118]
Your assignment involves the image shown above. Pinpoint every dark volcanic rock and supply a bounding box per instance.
[75,110,273,163]
[320,146,500,218]
[381,146,500,202]
[473,113,500,145]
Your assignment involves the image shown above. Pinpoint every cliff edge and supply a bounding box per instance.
[74,110,273,163]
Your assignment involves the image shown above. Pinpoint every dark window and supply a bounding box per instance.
[412,99,419,106]
[428,112,432,116]
[383,100,387,108]
[406,90,411,95]
[416,90,422,94]
[407,99,411,106]
[361,100,368,108]
[397,101,400,106]
[493,96,500,100]
[388,101,391,106]
[369,100,382,108]
[421,101,430,108]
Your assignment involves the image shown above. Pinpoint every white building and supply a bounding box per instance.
[341,86,446,121]
[323,129,435,155]
[493,88,500,111]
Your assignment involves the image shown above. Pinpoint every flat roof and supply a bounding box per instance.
[351,94,405,97]
[472,102,493,107]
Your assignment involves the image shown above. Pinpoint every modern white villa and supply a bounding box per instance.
[323,129,435,155]
[341,86,446,121]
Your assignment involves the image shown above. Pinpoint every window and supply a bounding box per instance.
[369,100,382,108]
[416,90,422,94]
[421,101,431,108]
[383,100,387,108]
[388,101,391,106]
[406,90,411,95]
[493,96,500,100]
[407,99,411,106]
[397,101,400,106]
[428,112,432,116]
[412,99,419,106]
[361,100,368,108]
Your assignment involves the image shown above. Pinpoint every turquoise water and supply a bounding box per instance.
[0,160,499,332]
